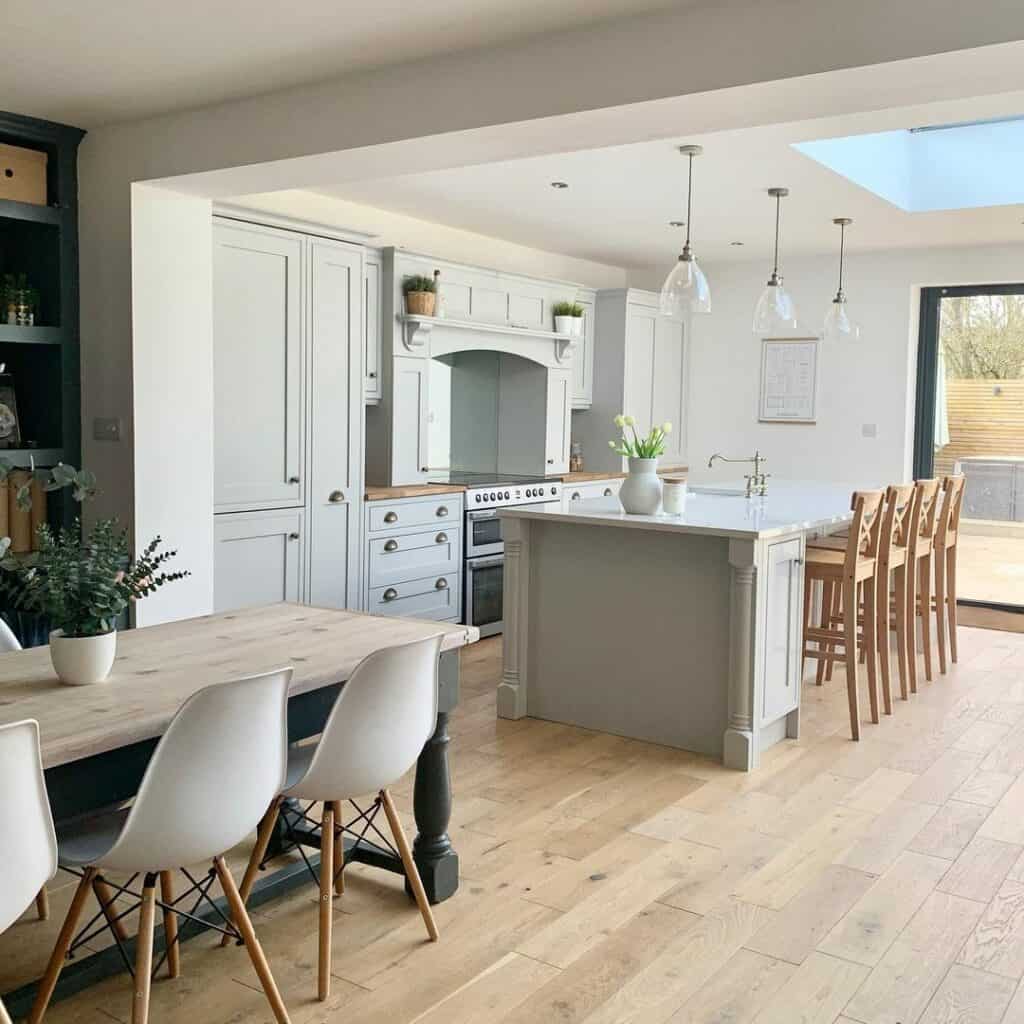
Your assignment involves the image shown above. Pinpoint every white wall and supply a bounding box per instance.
[630,242,1024,487]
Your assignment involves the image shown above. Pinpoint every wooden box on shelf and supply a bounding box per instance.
[0,143,47,206]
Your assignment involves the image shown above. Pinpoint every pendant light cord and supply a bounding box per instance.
[837,221,846,295]
[684,153,694,251]
[772,192,781,278]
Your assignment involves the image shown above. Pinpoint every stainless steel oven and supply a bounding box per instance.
[465,509,504,558]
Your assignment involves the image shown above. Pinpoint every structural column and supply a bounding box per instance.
[724,542,758,771]
[498,516,530,719]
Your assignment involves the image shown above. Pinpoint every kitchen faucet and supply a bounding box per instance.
[706,450,770,498]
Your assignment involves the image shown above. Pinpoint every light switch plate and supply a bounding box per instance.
[861,423,878,439]
[93,416,122,442]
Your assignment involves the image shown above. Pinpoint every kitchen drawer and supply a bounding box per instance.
[368,493,462,532]
[368,571,461,621]
[564,478,622,507]
[368,526,461,588]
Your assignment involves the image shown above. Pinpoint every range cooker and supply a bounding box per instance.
[430,473,561,637]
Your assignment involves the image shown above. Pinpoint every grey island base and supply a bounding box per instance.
[498,481,856,771]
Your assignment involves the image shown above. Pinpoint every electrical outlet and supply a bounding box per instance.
[93,417,122,442]
[861,423,878,439]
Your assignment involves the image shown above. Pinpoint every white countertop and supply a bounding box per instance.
[500,479,858,540]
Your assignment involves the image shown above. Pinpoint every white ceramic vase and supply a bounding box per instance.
[619,458,663,515]
[49,629,117,686]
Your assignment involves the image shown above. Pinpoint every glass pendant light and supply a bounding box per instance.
[659,144,711,316]
[823,217,860,341]
[752,187,799,334]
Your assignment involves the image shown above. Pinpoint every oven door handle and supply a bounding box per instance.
[467,556,505,570]
[466,510,501,521]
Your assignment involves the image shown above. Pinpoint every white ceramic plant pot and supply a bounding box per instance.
[619,458,663,515]
[554,315,583,337]
[49,629,117,686]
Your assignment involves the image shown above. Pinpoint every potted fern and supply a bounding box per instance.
[608,415,673,514]
[553,300,584,338]
[403,274,437,317]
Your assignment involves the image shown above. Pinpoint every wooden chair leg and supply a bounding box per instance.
[221,796,281,947]
[380,790,439,942]
[28,868,97,1024]
[947,546,959,663]
[876,571,893,715]
[214,857,291,1024]
[159,871,180,979]
[331,800,345,896]
[906,557,919,695]
[894,564,909,701]
[862,576,880,724]
[131,877,157,1024]
[318,806,334,1002]
[816,581,833,686]
[919,554,934,683]
[825,584,840,682]
[934,547,948,676]
[35,886,49,921]
[802,573,813,676]
[94,876,130,943]
[842,577,861,741]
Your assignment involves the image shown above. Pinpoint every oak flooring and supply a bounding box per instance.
[5,624,1024,1023]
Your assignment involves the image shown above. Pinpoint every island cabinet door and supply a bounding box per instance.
[761,537,804,723]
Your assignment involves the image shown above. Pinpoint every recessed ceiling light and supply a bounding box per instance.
[550,181,568,189]
[668,220,686,227]
[730,241,745,246]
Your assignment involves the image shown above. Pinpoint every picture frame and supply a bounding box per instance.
[759,336,819,424]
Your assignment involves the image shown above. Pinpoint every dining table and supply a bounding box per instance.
[0,602,478,1015]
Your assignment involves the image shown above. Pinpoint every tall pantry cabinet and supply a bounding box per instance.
[212,218,363,612]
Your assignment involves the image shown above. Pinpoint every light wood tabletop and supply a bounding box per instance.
[0,603,478,769]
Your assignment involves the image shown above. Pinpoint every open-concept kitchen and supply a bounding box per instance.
[4,6,1024,1023]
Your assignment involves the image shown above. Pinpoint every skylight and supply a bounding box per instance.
[793,116,1024,212]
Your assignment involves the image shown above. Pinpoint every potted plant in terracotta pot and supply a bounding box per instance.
[553,300,584,338]
[2,509,189,685]
[403,274,437,316]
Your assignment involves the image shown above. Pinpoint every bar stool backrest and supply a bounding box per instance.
[845,490,885,575]
[287,635,442,801]
[99,668,292,873]
[937,475,966,546]
[0,720,57,933]
[879,483,919,566]
[915,478,942,540]
[0,617,21,652]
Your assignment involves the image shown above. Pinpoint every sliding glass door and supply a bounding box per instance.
[915,285,1024,612]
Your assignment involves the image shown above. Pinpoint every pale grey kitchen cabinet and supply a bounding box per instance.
[571,297,595,408]
[391,356,430,483]
[214,509,304,611]
[213,217,363,613]
[364,254,382,403]
[213,221,304,512]
[761,537,804,726]
[544,367,573,474]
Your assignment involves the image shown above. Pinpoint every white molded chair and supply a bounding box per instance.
[29,669,295,1024]
[0,720,59,1024]
[231,636,442,1002]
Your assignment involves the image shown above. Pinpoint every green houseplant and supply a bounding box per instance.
[553,300,584,338]
[403,274,437,317]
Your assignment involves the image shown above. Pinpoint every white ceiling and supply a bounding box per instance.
[1,0,682,127]
[317,100,1024,269]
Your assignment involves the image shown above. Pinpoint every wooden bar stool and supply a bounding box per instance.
[908,479,942,689]
[803,490,885,740]
[933,475,965,673]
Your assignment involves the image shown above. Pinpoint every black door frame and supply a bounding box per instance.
[914,283,1024,613]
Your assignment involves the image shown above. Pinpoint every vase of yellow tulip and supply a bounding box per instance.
[609,415,672,515]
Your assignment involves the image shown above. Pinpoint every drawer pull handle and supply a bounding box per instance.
[435,578,449,590]
[436,506,449,518]
[288,475,300,485]
[288,532,300,541]
[571,491,582,501]
[329,490,345,503]
[603,488,613,496]
[384,511,398,523]
[384,539,398,552]
[435,532,448,544]
[382,588,398,602]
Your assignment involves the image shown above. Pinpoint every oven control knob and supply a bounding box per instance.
[551,486,558,495]
[475,494,481,503]
[503,490,510,499]
[536,487,544,496]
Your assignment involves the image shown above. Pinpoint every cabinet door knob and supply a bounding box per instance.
[382,588,398,602]
[435,532,448,544]
[435,577,449,590]
[384,539,398,552]
[420,466,429,472]
[368,371,377,379]
[288,476,300,485]
[571,491,582,501]
[603,488,613,496]
[328,490,345,503]
[436,506,449,517]
[547,459,555,465]
[288,532,300,541]
[384,511,398,523]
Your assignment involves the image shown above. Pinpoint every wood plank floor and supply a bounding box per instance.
[6,625,1024,1023]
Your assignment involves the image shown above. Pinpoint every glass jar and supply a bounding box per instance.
[569,442,583,473]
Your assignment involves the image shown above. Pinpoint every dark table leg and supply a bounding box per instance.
[410,709,458,903]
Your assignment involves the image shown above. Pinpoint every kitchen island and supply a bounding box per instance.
[498,481,856,770]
